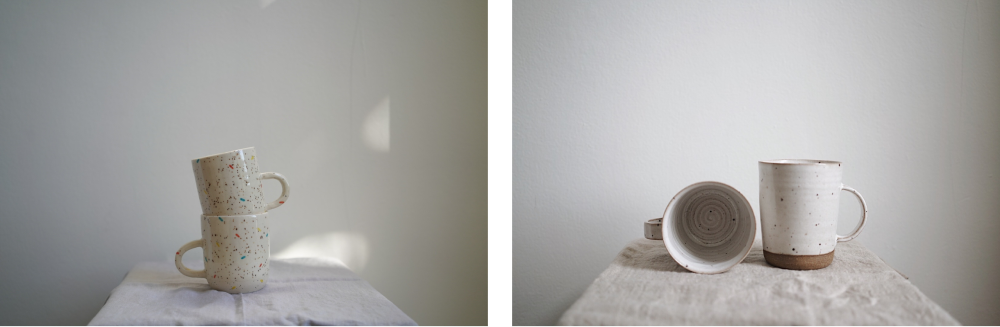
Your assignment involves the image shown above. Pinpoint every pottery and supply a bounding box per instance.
[176,213,271,293]
[192,147,290,216]
[759,159,868,270]
[657,181,756,274]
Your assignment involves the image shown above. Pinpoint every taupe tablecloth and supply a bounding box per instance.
[559,238,959,325]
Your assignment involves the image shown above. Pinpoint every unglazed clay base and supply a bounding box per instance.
[763,250,834,270]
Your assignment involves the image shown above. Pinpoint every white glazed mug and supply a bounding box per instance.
[176,213,271,293]
[192,147,290,216]
[646,181,757,274]
[759,159,868,270]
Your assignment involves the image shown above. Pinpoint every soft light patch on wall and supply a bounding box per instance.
[259,0,278,9]
[363,96,391,153]
[273,232,370,273]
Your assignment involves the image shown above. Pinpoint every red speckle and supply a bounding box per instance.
[236,233,240,238]
[176,252,180,255]
[229,164,234,169]
[279,201,284,204]
[260,263,262,267]
[214,275,216,278]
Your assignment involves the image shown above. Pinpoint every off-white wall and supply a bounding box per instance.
[514,0,1000,325]
[0,0,486,325]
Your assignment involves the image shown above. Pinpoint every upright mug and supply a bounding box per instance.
[759,159,868,270]
[192,147,290,215]
[176,213,271,293]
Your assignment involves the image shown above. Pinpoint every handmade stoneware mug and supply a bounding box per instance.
[759,159,868,270]
[176,213,271,293]
[192,147,290,216]
[647,181,757,274]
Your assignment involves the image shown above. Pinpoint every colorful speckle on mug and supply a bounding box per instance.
[193,213,270,294]
[192,147,288,216]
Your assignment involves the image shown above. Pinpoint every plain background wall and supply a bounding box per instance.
[0,0,486,325]
[514,0,1000,325]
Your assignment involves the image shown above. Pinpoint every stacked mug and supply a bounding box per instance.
[175,147,290,293]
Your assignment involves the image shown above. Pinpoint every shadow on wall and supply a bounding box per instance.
[273,232,371,273]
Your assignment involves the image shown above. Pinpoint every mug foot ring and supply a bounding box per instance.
[764,250,835,270]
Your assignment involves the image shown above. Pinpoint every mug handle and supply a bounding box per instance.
[261,172,290,211]
[175,239,207,278]
[836,184,869,242]
[644,218,663,240]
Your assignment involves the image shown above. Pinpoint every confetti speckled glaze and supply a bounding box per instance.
[176,213,271,293]
[192,147,290,215]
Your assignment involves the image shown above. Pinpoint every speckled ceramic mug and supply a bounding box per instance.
[176,213,271,293]
[759,159,868,270]
[192,147,290,215]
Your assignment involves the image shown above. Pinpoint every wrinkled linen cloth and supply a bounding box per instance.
[559,238,959,325]
[89,257,415,326]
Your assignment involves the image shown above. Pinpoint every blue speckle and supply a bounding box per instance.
[205,257,208,262]
[241,256,246,259]
[196,159,200,163]
[240,198,245,202]
[265,233,268,237]
[219,217,223,222]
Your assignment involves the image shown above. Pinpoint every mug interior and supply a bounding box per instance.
[663,181,756,274]
[760,159,842,165]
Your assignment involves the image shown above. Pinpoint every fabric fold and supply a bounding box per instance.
[558,238,959,325]
[89,257,416,326]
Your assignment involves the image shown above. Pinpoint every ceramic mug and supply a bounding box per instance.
[192,147,290,216]
[759,159,868,270]
[648,181,757,274]
[176,213,271,293]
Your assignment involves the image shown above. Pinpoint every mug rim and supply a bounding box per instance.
[193,146,255,162]
[661,180,756,274]
[759,159,842,165]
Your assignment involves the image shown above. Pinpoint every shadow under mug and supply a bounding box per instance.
[176,213,271,293]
